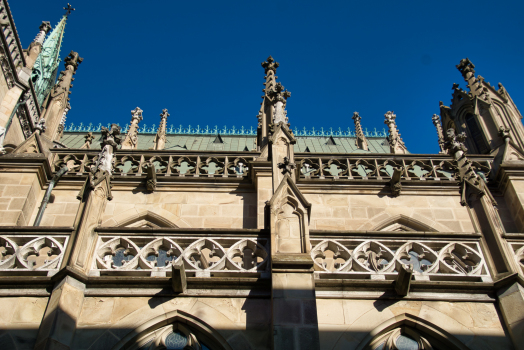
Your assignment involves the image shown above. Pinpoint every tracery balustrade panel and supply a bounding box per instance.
[0,234,69,276]
[90,234,270,278]
[310,238,490,282]
[507,241,524,276]
[296,155,492,182]
[52,152,253,179]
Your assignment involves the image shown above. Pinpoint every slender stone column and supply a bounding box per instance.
[268,119,319,349]
[444,128,523,349]
[34,276,86,350]
[68,124,121,274]
[34,125,121,350]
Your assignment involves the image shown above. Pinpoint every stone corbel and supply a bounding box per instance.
[389,166,403,197]
[394,264,413,296]
[172,259,187,293]
[145,162,157,192]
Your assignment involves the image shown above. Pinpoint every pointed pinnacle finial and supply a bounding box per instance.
[64,3,75,16]
[262,56,279,74]
[160,108,170,119]
[131,107,143,122]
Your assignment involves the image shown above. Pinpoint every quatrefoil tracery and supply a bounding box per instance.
[311,240,485,276]
[95,237,269,272]
[0,236,64,271]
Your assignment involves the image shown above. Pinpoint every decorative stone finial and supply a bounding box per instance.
[456,58,490,102]
[352,112,368,151]
[262,56,279,74]
[384,111,408,154]
[64,50,83,71]
[444,128,467,156]
[277,157,296,176]
[499,126,510,141]
[100,124,122,149]
[35,117,46,134]
[81,132,95,149]
[131,107,143,122]
[33,22,51,45]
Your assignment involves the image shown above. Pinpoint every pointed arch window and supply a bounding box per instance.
[371,327,435,350]
[136,323,212,350]
[465,113,489,154]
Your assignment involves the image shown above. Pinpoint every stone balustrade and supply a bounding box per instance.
[90,233,270,278]
[296,155,492,181]
[0,232,70,276]
[53,152,253,178]
[311,237,490,282]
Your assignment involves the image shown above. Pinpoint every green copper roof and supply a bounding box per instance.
[32,15,67,107]
[60,132,392,153]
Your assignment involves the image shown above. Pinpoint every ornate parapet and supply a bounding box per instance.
[296,154,492,181]
[89,232,270,278]
[310,236,490,282]
[52,151,252,179]
[0,228,72,277]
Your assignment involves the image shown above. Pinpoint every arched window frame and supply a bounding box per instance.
[356,313,470,350]
[456,107,490,154]
[113,310,233,350]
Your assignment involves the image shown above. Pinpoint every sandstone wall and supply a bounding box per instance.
[316,299,511,350]
[100,189,257,229]
[504,180,524,233]
[73,296,270,350]
[32,189,80,226]
[0,296,48,349]
[0,172,42,226]
[305,193,474,232]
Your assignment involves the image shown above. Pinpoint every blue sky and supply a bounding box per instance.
[11,0,524,154]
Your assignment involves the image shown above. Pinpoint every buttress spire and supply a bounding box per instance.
[384,111,408,154]
[432,114,446,154]
[153,109,169,150]
[352,112,368,151]
[256,56,291,150]
[32,11,69,107]
[121,107,143,150]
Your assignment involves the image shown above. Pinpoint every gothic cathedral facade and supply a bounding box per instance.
[1,2,524,349]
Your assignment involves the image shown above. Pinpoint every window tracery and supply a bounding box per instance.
[370,327,436,350]
[135,323,212,350]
